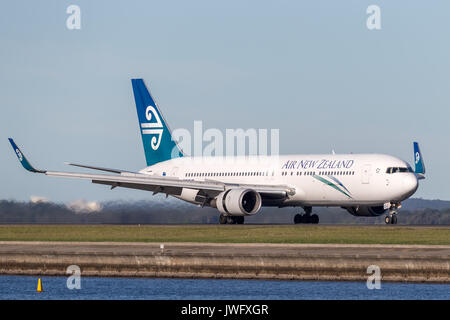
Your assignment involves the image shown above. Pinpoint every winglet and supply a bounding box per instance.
[8,138,45,173]
[413,142,425,177]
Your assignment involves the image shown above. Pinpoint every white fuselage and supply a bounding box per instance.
[139,154,419,207]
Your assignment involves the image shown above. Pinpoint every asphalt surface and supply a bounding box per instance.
[1,241,449,259]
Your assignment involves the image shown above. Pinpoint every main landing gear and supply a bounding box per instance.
[384,203,400,225]
[219,214,244,224]
[294,206,319,224]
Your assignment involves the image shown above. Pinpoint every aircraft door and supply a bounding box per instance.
[361,164,371,184]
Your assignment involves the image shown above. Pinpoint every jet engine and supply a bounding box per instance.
[212,188,262,216]
[344,206,387,217]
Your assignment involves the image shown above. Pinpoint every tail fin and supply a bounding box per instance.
[131,79,183,166]
[413,142,425,175]
[8,138,45,173]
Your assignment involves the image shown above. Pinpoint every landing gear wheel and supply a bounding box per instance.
[294,211,320,224]
[391,215,398,224]
[304,215,312,224]
[236,216,245,224]
[219,214,228,224]
[227,216,236,224]
[384,215,391,224]
[387,202,401,225]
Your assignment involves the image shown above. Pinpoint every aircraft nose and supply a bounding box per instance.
[402,174,418,197]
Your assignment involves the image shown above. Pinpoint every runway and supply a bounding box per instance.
[0,241,448,283]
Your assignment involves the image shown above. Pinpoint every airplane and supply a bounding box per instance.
[8,79,426,225]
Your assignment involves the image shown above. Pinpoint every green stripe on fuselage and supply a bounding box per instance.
[312,175,352,198]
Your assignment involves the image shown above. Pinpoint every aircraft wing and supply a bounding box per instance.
[9,138,293,200]
[45,171,292,198]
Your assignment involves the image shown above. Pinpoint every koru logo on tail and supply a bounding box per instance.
[415,152,420,164]
[141,106,163,150]
[15,149,23,162]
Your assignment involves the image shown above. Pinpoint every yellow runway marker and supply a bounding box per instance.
[37,278,43,292]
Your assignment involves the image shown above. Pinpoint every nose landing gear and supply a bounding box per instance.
[294,206,319,224]
[384,203,400,224]
[384,214,398,224]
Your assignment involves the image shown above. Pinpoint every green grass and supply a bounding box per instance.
[0,225,449,245]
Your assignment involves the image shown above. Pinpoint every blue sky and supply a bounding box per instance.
[1,1,449,202]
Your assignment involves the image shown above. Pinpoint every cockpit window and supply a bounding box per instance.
[386,167,413,174]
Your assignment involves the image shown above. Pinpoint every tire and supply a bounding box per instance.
[311,214,319,224]
[237,216,245,224]
[294,214,302,224]
[219,214,227,224]
[384,215,391,224]
[391,215,398,224]
[227,216,236,224]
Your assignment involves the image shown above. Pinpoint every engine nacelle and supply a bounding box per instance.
[213,188,262,216]
[345,205,387,217]
[177,188,200,203]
